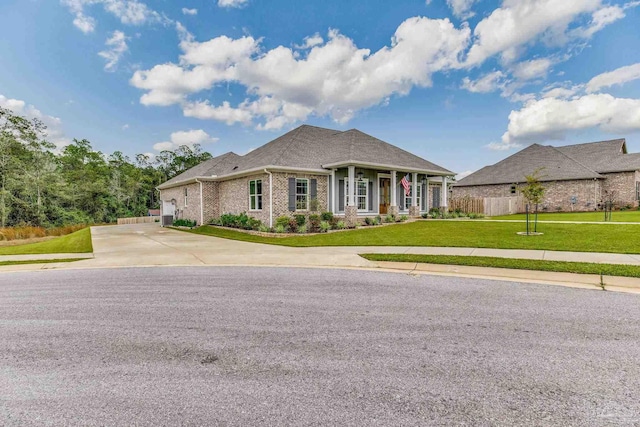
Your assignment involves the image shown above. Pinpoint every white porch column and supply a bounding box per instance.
[442,176,448,209]
[390,170,397,207]
[348,165,356,207]
[411,172,418,207]
[425,177,430,212]
[331,169,336,214]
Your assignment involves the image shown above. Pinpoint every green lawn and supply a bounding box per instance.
[0,258,87,266]
[489,210,640,222]
[187,221,640,253]
[0,228,93,255]
[360,253,640,279]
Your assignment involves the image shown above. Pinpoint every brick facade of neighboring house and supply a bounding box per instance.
[158,125,455,227]
[453,139,640,212]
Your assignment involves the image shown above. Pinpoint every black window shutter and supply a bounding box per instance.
[399,183,404,210]
[288,178,296,211]
[422,183,426,210]
[368,181,373,211]
[310,179,317,199]
[338,179,345,211]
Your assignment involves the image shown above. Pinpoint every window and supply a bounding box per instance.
[404,183,421,210]
[184,188,188,206]
[510,185,517,195]
[636,182,640,201]
[344,179,369,211]
[296,179,309,210]
[249,179,262,210]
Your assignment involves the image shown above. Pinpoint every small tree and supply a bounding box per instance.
[520,168,546,234]
[601,189,617,222]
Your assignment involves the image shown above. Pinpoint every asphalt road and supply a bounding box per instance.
[1,267,639,426]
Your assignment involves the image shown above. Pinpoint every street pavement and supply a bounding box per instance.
[2,267,639,426]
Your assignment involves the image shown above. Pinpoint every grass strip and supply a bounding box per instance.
[0,228,93,255]
[184,222,640,254]
[360,254,640,278]
[489,211,640,222]
[0,258,87,267]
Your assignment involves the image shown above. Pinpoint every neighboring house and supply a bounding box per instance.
[453,139,640,211]
[158,125,455,227]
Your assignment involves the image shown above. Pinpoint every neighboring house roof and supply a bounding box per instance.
[456,138,640,187]
[159,125,453,189]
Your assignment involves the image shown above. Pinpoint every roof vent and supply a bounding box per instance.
[233,166,238,170]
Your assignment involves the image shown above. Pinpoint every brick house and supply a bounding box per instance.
[158,125,455,227]
[452,139,640,212]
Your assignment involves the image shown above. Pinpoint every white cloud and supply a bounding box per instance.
[98,30,128,72]
[61,0,168,32]
[461,71,506,93]
[218,0,249,8]
[131,17,471,129]
[455,170,473,180]
[485,140,524,151]
[541,86,580,99]
[501,93,640,145]
[296,33,324,49]
[0,94,70,150]
[465,0,612,66]
[181,8,197,15]
[447,0,477,19]
[511,57,553,81]
[568,5,626,39]
[152,129,219,151]
[122,124,130,130]
[586,63,640,93]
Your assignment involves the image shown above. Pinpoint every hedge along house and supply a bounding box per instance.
[157,125,455,227]
[452,139,640,212]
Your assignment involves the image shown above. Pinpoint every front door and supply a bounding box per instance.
[379,178,390,214]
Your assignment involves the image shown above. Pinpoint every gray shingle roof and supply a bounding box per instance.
[161,151,241,187]
[455,144,602,186]
[456,137,640,187]
[161,125,452,188]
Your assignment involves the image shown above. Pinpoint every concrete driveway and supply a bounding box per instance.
[87,223,376,269]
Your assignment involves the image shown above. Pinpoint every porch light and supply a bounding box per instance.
[356,171,364,181]
[421,177,427,185]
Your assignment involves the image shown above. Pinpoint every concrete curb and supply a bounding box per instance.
[0,253,94,262]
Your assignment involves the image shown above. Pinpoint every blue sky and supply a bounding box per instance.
[1,0,639,178]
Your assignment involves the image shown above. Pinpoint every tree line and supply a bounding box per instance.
[0,107,212,228]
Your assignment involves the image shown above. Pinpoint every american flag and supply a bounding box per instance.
[400,174,411,196]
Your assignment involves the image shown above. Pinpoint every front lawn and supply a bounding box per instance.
[187,221,640,253]
[0,228,93,255]
[489,210,640,222]
[361,254,640,279]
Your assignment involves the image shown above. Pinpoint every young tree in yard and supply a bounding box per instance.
[601,189,617,222]
[520,168,546,234]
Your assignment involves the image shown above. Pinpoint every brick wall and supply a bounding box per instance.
[159,182,202,224]
[601,171,640,207]
[271,172,329,220]
[218,173,271,225]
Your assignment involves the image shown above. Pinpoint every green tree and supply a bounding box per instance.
[520,168,546,234]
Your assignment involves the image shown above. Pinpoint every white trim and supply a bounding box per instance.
[322,160,453,176]
[265,169,273,228]
[331,169,336,214]
[344,178,369,212]
[412,172,418,209]
[197,179,203,225]
[348,166,356,207]
[390,171,397,208]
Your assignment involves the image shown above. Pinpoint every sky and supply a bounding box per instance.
[1,0,639,178]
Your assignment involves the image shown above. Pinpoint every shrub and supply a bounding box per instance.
[375,215,382,225]
[451,212,459,218]
[398,214,409,222]
[173,219,197,227]
[308,214,321,233]
[274,224,286,233]
[364,217,373,226]
[297,224,307,234]
[275,215,291,229]
[209,217,222,226]
[384,214,395,223]
[321,212,334,222]
[294,214,307,226]
[421,212,429,219]
[258,224,270,233]
[287,218,298,233]
[329,217,340,229]
[468,213,485,219]
[320,221,331,233]
[336,220,346,230]
[216,213,261,230]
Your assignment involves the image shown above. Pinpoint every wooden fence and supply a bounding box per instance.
[483,196,526,217]
[117,216,160,225]
[448,197,484,214]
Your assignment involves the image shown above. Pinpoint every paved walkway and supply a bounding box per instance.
[2,223,639,292]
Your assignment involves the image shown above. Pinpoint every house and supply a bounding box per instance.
[158,125,454,227]
[453,139,640,211]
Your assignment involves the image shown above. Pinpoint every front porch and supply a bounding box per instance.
[327,165,453,225]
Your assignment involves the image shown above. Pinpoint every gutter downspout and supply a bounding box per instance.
[196,179,204,226]
[264,169,273,228]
